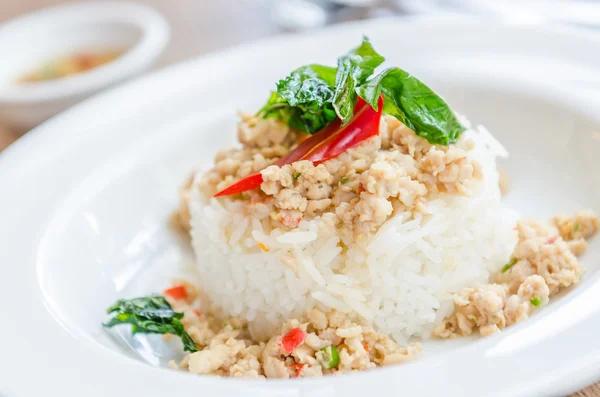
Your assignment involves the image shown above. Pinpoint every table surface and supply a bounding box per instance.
[0,2,598,396]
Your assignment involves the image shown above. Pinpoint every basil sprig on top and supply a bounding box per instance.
[259,37,465,145]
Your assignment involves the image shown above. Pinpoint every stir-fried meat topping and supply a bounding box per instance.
[190,115,481,239]
[167,287,420,378]
[435,212,597,338]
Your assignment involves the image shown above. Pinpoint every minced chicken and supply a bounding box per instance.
[166,283,420,378]
[187,114,482,240]
[434,212,598,338]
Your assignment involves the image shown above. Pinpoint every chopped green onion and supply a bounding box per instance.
[574,223,581,233]
[317,345,340,369]
[531,296,542,308]
[501,258,518,273]
[340,177,350,185]
[223,322,237,330]
[292,172,301,181]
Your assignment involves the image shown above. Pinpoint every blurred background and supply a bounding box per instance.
[1,0,600,151]
[3,0,600,66]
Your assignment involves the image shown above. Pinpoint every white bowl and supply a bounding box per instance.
[1,17,600,397]
[0,2,169,131]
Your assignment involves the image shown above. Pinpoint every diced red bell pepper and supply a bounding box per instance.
[214,95,383,197]
[278,327,306,355]
[164,285,188,300]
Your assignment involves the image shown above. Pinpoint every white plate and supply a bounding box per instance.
[1,16,600,397]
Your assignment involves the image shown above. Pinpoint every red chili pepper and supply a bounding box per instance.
[213,173,263,197]
[214,96,384,197]
[164,285,188,300]
[272,117,344,167]
[299,97,383,165]
[291,363,304,377]
[278,327,306,355]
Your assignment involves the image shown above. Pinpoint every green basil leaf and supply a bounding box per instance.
[332,61,358,125]
[259,65,337,134]
[258,38,465,145]
[173,318,199,353]
[355,67,393,110]
[376,68,465,145]
[333,37,385,124]
[345,37,386,81]
[104,295,198,352]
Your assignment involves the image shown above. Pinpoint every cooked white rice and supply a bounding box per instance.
[189,121,519,344]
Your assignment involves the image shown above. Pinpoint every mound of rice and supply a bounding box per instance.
[189,120,519,344]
